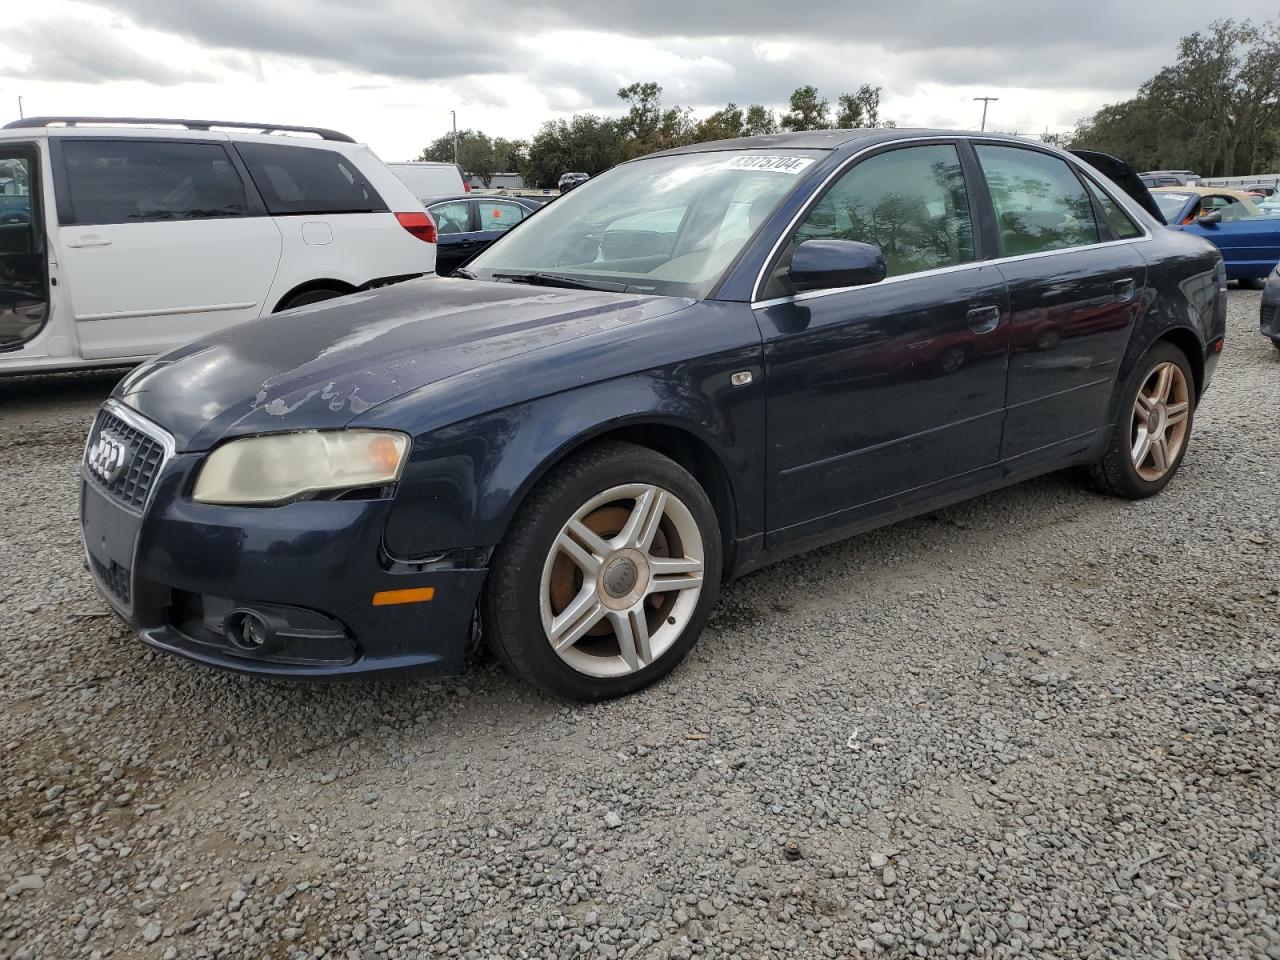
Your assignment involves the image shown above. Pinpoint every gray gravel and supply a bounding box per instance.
[2,292,1278,960]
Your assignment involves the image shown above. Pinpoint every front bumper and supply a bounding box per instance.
[82,434,486,679]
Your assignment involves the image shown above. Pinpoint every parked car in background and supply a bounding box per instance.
[1244,184,1276,198]
[558,171,589,192]
[1152,186,1280,288]
[0,117,436,374]
[387,161,468,199]
[1140,170,1201,187]
[1256,198,1280,217]
[424,193,543,275]
[82,129,1225,700]
[1261,264,1280,351]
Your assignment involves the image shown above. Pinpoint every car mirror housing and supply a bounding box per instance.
[789,239,887,292]
[1198,210,1222,225]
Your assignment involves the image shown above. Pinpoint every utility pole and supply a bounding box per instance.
[450,110,458,168]
[973,96,998,132]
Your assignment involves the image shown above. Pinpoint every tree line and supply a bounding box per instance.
[417,83,893,188]
[1053,18,1280,176]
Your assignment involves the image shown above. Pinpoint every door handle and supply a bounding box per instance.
[66,236,112,248]
[1113,278,1136,302]
[966,305,1001,335]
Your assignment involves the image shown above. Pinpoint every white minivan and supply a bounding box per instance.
[0,117,438,375]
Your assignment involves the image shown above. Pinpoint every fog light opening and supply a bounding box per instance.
[224,608,274,652]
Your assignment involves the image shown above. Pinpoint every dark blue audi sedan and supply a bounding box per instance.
[82,129,1227,701]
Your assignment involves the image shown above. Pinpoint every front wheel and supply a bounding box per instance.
[1088,342,1196,499]
[484,442,722,701]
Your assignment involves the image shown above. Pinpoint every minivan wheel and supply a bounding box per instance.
[276,287,347,311]
[1089,341,1195,499]
[483,442,722,701]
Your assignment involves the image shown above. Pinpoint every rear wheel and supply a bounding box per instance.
[1089,341,1195,499]
[1240,277,1266,291]
[276,287,348,311]
[483,442,722,701]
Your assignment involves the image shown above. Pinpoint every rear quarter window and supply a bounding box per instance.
[236,142,387,216]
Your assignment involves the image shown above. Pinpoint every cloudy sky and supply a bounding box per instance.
[1,0,1274,161]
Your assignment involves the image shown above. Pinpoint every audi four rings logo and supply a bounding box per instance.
[87,433,131,484]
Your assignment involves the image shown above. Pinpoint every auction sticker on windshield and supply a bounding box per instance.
[720,155,815,174]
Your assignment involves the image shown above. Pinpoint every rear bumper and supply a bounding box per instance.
[82,451,486,679]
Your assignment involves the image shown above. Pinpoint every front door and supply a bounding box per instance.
[53,137,282,360]
[971,143,1148,464]
[427,198,479,276]
[757,142,1011,548]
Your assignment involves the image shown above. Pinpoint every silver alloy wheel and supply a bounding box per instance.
[539,483,705,679]
[1131,361,1191,482]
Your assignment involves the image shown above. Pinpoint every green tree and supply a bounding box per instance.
[835,84,885,128]
[416,129,526,187]
[743,104,779,136]
[781,85,831,131]
[1068,17,1280,176]
[521,115,624,188]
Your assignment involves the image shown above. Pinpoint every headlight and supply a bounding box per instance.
[192,430,410,505]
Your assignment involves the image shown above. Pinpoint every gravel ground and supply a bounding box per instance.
[1,292,1277,960]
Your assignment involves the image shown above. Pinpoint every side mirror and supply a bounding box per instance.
[1198,209,1222,225]
[789,239,887,292]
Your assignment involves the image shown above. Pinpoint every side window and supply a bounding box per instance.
[60,140,248,225]
[1083,179,1142,240]
[975,145,1101,255]
[236,142,386,216]
[790,143,976,278]
[1208,196,1248,221]
[428,200,471,235]
[478,201,526,231]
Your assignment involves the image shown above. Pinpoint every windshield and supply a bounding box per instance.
[466,150,822,298]
[1153,192,1192,220]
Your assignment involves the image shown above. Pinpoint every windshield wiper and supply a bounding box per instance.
[489,271,627,292]
[452,267,477,279]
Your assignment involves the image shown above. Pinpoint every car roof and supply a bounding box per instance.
[646,127,1058,159]
[1150,185,1257,200]
[423,194,540,205]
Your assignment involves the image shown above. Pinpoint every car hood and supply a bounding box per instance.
[116,277,693,450]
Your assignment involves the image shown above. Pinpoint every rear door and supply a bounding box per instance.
[53,137,283,360]
[974,143,1147,466]
[0,141,50,351]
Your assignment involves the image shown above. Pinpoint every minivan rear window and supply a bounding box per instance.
[59,139,249,225]
[236,143,387,216]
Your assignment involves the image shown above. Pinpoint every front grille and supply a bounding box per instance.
[90,554,131,607]
[86,408,167,511]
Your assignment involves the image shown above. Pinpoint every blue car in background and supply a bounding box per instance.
[1151,186,1280,288]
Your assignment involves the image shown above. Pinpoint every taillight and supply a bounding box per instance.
[463,182,471,192]
[395,212,437,244]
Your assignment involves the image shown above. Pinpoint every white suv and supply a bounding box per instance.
[0,117,438,374]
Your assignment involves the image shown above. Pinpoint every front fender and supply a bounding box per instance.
[354,301,766,560]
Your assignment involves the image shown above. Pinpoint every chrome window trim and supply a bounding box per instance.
[752,235,1153,309]
[750,133,1155,306]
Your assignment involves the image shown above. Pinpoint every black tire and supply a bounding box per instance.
[483,441,722,701]
[1088,341,1196,499]
[1272,339,1280,353]
[1240,277,1266,291]
[276,287,348,311]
